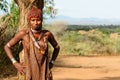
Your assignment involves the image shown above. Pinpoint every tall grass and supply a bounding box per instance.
[46,23,120,56]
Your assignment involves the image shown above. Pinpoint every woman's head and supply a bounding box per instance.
[27,7,43,22]
[27,7,43,30]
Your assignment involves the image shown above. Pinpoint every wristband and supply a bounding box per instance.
[50,60,54,64]
[11,58,17,64]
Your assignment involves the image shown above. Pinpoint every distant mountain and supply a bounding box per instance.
[45,15,120,25]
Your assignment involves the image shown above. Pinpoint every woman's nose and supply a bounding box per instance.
[34,20,38,24]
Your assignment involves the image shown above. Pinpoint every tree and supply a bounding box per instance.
[0,0,55,29]
[14,0,43,29]
[14,0,56,30]
[0,0,8,13]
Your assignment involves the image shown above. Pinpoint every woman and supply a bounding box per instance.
[4,7,60,80]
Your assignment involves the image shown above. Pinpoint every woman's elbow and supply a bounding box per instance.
[4,44,10,51]
[55,45,60,51]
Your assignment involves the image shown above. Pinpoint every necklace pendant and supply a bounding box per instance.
[40,50,45,54]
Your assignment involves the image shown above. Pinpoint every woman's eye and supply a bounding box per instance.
[31,19,35,21]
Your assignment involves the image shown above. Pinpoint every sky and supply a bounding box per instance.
[1,0,120,19]
[54,0,120,19]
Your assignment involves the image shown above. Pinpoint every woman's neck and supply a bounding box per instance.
[31,28,41,34]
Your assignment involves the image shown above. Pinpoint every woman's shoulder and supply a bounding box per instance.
[16,29,29,36]
[42,30,49,32]
[42,30,52,36]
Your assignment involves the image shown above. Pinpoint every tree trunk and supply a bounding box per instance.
[14,0,44,30]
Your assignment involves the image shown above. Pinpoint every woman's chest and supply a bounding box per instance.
[23,33,48,49]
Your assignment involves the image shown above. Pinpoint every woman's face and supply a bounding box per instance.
[29,17,42,30]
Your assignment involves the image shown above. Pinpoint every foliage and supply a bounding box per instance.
[0,0,19,67]
[67,25,120,32]
[9,0,19,27]
[0,0,9,13]
[43,0,57,18]
[57,25,120,56]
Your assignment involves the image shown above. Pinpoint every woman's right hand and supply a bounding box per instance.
[13,62,26,75]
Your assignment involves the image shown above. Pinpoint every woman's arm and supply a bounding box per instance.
[4,30,26,74]
[4,31,26,60]
[47,31,60,69]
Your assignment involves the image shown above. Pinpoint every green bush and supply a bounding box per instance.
[58,28,120,56]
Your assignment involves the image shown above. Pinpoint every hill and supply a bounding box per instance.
[45,15,120,25]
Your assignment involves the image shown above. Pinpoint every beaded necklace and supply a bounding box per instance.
[30,29,47,54]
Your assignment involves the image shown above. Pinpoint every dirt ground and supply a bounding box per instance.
[1,55,120,80]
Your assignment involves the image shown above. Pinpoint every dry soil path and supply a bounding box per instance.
[1,55,120,80]
[53,55,120,80]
